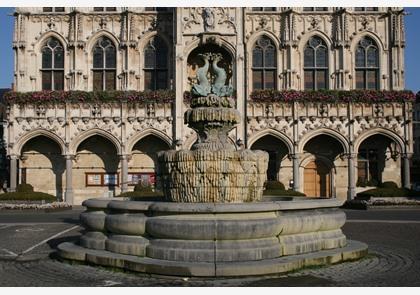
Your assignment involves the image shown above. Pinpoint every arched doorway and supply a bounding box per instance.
[250,135,291,184]
[130,135,171,188]
[302,134,345,198]
[20,136,65,199]
[303,160,331,197]
[357,134,401,187]
[75,135,119,199]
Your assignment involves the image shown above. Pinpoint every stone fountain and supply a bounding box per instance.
[58,52,367,277]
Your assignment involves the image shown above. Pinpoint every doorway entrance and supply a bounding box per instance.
[303,160,331,197]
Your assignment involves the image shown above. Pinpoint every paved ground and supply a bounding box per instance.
[0,207,419,286]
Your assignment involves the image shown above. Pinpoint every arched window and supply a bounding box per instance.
[92,36,116,91]
[41,37,64,90]
[144,36,168,90]
[355,37,379,90]
[304,36,328,90]
[252,36,277,90]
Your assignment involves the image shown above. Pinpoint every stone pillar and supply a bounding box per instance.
[120,155,128,193]
[347,153,356,200]
[402,153,411,189]
[292,153,300,192]
[9,155,18,192]
[65,155,74,204]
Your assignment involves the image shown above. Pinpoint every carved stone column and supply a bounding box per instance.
[347,153,357,200]
[9,155,18,192]
[65,155,74,204]
[120,154,129,193]
[292,153,300,192]
[402,153,411,189]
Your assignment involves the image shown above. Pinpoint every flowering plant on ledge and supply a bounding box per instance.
[4,90,176,105]
[250,89,415,103]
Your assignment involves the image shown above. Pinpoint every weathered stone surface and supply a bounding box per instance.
[146,239,215,262]
[105,213,147,235]
[146,216,216,240]
[278,209,346,235]
[58,240,368,277]
[80,211,106,232]
[158,149,268,203]
[57,242,86,261]
[82,199,113,210]
[79,231,107,250]
[105,235,149,256]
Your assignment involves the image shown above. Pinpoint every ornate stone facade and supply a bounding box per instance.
[6,7,413,204]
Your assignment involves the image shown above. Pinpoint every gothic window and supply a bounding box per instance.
[251,8,276,11]
[252,36,277,90]
[354,7,379,12]
[355,37,379,90]
[92,37,116,91]
[93,7,117,12]
[43,7,65,12]
[143,36,169,90]
[41,37,64,90]
[304,36,328,90]
[303,7,328,11]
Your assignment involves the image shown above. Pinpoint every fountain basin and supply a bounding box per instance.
[58,198,368,277]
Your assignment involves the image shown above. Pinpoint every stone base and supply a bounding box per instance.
[58,240,367,277]
[57,198,368,277]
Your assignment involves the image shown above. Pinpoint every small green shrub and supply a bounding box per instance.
[0,192,56,201]
[356,187,418,199]
[16,183,34,193]
[115,190,164,200]
[263,189,306,197]
[133,183,154,192]
[265,181,286,190]
[379,181,399,189]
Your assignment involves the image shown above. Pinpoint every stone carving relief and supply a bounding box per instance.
[182,7,236,34]
[245,13,281,40]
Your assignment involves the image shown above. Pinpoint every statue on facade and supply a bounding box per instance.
[191,53,212,97]
[211,53,234,97]
[191,52,233,97]
[202,8,215,32]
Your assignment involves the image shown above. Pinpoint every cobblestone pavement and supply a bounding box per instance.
[0,209,419,286]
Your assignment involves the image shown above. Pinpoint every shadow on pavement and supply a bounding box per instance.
[244,275,333,287]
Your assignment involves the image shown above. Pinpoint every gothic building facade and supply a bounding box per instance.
[6,7,413,204]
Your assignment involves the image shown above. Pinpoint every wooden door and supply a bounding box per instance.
[304,160,331,197]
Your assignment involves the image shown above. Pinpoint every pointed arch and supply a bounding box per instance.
[298,129,349,154]
[34,31,68,52]
[70,129,122,155]
[14,129,66,155]
[246,30,281,51]
[248,129,293,154]
[86,30,120,53]
[353,128,404,153]
[126,129,172,153]
[298,31,333,52]
[351,32,386,53]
